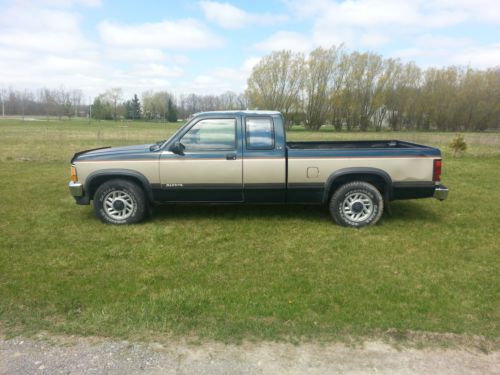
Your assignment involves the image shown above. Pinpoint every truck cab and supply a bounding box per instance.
[155,111,286,203]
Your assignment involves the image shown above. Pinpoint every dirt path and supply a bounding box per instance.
[1,335,498,375]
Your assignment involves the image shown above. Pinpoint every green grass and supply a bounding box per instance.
[0,118,499,345]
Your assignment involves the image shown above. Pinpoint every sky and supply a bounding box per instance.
[1,0,499,100]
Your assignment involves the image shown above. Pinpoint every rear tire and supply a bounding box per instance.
[329,181,383,228]
[93,179,147,224]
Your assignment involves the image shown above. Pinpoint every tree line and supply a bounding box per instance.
[1,46,499,131]
[246,47,500,131]
[0,87,247,122]
[0,88,84,119]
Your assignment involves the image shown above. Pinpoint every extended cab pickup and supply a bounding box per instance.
[69,110,448,227]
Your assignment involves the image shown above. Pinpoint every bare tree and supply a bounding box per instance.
[0,87,6,116]
[304,47,340,130]
[246,50,305,127]
[106,88,123,120]
[71,89,83,118]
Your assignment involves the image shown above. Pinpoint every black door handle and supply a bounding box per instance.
[226,153,237,160]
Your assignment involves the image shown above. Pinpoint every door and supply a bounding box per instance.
[158,116,243,202]
[243,115,286,203]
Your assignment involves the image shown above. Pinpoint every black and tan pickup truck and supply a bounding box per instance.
[69,110,448,227]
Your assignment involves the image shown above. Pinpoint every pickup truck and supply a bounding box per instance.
[68,110,448,227]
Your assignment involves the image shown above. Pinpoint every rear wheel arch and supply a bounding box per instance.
[323,168,393,203]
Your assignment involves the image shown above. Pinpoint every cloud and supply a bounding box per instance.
[199,1,288,29]
[105,48,190,66]
[128,63,184,78]
[450,43,500,68]
[0,1,198,97]
[0,4,94,52]
[394,35,500,68]
[98,19,224,49]
[254,31,312,52]
[179,57,261,94]
[285,0,500,49]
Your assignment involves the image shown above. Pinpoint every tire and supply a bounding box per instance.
[329,181,384,228]
[93,179,147,224]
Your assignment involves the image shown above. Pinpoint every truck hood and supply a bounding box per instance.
[71,144,156,163]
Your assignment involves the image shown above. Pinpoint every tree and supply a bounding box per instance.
[124,94,141,120]
[0,87,6,116]
[131,94,141,119]
[246,50,305,127]
[71,89,83,118]
[106,88,123,120]
[142,91,171,120]
[167,98,178,122]
[92,95,113,120]
[304,47,339,130]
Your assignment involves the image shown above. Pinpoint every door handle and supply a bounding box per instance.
[226,153,237,160]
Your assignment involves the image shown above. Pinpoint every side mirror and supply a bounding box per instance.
[170,141,185,155]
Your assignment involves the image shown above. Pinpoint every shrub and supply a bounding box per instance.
[449,134,467,156]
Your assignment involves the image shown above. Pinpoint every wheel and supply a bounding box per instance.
[329,181,384,228]
[93,179,147,224]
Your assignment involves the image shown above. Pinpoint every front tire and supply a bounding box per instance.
[93,179,147,224]
[329,181,384,227]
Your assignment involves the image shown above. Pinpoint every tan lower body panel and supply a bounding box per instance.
[159,159,242,185]
[288,157,435,184]
[76,160,160,185]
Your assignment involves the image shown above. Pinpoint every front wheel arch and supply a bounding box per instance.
[85,169,154,202]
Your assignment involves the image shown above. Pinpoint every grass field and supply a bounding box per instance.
[0,118,499,345]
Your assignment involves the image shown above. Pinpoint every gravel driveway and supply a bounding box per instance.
[1,335,498,375]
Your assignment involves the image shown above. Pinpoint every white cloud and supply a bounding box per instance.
[0,1,199,98]
[98,19,224,49]
[254,31,312,52]
[105,48,190,66]
[394,35,500,68]
[179,57,261,94]
[128,63,184,78]
[199,1,287,29]
[105,48,169,62]
[451,43,500,68]
[285,0,500,50]
[0,5,94,52]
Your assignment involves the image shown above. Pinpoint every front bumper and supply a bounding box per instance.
[69,181,83,197]
[68,181,90,205]
[434,185,449,201]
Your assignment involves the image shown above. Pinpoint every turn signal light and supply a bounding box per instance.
[70,166,78,182]
[433,159,442,182]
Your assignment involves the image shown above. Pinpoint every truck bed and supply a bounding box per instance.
[286,140,440,158]
[286,140,429,150]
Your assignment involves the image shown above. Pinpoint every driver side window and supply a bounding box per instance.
[180,118,236,151]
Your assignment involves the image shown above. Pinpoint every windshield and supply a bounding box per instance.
[152,118,192,150]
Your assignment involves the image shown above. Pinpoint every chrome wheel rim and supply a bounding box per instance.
[342,192,373,222]
[103,190,135,220]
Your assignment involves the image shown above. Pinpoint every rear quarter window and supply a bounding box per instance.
[245,117,275,150]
